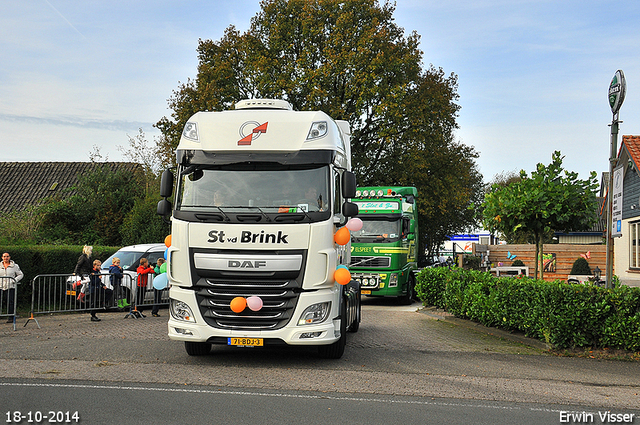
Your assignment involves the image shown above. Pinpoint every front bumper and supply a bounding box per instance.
[167,285,342,346]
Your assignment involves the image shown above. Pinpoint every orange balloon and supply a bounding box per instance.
[230,297,247,313]
[334,268,351,285]
[334,227,350,245]
[164,234,172,247]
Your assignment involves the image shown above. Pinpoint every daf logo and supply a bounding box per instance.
[238,121,268,146]
[228,260,267,269]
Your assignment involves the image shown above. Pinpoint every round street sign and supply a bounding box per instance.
[609,69,626,115]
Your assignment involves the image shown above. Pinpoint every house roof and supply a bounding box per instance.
[599,171,609,198]
[621,135,640,172]
[0,162,142,214]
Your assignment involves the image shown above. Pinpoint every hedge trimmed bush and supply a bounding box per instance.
[570,257,591,275]
[415,267,640,351]
[1,245,118,310]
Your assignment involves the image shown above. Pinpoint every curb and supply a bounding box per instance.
[418,307,549,351]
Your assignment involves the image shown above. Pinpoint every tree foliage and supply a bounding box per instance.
[483,171,556,244]
[155,0,483,257]
[0,163,170,247]
[482,151,599,279]
[36,165,146,246]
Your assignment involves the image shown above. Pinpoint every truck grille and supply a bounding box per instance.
[350,256,391,268]
[190,248,305,331]
[195,279,300,330]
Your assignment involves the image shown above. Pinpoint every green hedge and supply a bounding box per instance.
[1,245,118,310]
[415,267,640,351]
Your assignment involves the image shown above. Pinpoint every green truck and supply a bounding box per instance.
[349,187,419,304]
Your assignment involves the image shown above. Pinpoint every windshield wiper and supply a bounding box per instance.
[214,206,230,221]
[283,205,311,220]
[211,205,273,222]
[251,206,272,222]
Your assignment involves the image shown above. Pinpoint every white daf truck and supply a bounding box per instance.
[157,99,360,358]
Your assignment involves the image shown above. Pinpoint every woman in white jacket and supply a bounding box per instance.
[1,252,23,322]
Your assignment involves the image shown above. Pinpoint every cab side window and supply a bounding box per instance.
[333,170,341,215]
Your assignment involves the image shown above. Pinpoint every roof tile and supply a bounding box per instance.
[0,162,142,213]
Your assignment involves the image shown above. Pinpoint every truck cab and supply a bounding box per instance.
[158,99,360,358]
[349,187,419,304]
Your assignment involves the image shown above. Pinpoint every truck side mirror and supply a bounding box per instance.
[160,169,174,198]
[157,199,172,218]
[341,171,356,198]
[342,201,358,218]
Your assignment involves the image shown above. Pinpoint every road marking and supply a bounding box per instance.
[0,381,583,414]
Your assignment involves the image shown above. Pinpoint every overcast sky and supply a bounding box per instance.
[3,0,640,184]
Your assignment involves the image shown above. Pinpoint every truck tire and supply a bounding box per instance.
[184,341,211,356]
[318,301,347,359]
[347,290,361,333]
[399,275,415,305]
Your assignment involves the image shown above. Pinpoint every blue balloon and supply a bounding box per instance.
[337,264,348,270]
[153,273,168,290]
[164,248,169,260]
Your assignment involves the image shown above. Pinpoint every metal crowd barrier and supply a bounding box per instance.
[25,273,169,327]
[1,276,19,331]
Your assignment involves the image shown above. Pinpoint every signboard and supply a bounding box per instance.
[354,201,399,211]
[609,70,626,115]
[612,165,624,237]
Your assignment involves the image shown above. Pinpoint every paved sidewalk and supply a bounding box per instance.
[418,307,549,350]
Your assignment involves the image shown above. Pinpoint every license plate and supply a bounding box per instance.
[228,337,263,347]
[361,290,372,295]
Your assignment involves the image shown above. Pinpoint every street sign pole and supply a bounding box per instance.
[606,70,626,289]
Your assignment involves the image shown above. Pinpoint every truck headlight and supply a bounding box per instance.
[297,302,331,325]
[389,273,398,287]
[182,122,199,141]
[306,121,328,140]
[170,299,196,322]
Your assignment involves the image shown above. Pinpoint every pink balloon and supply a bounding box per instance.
[346,217,363,231]
[247,296,263,311]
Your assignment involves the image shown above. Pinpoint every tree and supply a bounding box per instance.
[483,171,555,244]
[155,0,482,257]
[482,151,599,279]
[38,165,146,246]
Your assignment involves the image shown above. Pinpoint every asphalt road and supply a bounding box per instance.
[0,298,639,424]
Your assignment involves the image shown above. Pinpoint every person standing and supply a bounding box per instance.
[135,258,154,316]
[151,258,166,317]
[74,245,93,278]
[1,252,23,323]
[88,259,110,322]
[73,246,93,303]
[109,257,127,309]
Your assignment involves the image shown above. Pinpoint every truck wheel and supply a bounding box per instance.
[399,275,415,305]
[318,302,347,359]
[347,291,361,333]
[184,341,211,356]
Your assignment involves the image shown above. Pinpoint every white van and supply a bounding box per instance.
[101,243,167,302]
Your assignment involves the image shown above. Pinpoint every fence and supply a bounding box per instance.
[1,276,19,331]
[25,272,170,327]
[475,243,607,282]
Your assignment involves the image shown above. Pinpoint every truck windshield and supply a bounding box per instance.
[176,165,330,214]
[351,218,402,242]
